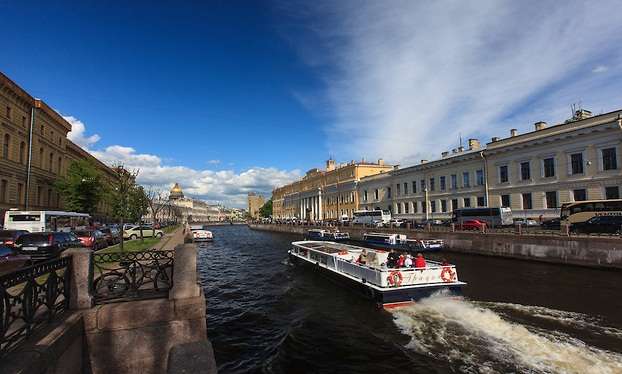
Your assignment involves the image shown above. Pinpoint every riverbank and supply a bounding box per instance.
[249,223,622,270]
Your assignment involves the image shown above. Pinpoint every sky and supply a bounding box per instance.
[2,1,622,207]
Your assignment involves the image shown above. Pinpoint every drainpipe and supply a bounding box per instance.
[480,151,489,208]
[25,102,37,209]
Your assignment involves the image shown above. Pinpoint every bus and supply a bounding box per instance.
[352,209,391,226]
[3,210,90,233]
[560,199,622,225]
[452,207,513,226]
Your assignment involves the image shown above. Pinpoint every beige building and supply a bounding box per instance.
[248,192,265,219]
[0,71,116,224]
[272,159,394,220]
[357,108,621,221]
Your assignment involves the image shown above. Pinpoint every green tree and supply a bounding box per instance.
[259,199,273,218]
[54,159,107,215]
[108,165,148,249]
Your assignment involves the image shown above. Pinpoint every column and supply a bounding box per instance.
[318,190,323,221]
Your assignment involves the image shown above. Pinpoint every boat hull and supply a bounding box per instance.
[289,252,462,307]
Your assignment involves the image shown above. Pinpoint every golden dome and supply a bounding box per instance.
[170,183,184,200]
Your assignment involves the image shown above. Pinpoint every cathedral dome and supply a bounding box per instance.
[169,183,184,200]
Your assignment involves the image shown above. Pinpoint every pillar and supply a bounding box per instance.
[62,247,93,310]
[169,243,201,300]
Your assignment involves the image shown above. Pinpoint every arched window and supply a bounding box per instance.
[19,142,26,164]
[57,156,62,174]
[2,134,9,159]
[49,152,53,171]
[39,148,44,168]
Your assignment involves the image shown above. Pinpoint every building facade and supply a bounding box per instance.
[271,159,394,220]
[247,192,265,219]
[0,71,116,224]
[355,109,621,221]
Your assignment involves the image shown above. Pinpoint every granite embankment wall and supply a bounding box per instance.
[249,224,622,270]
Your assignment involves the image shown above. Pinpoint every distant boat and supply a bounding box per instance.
[357,232,444,252]
[289,241,465,308]
[304,229,350,242]
[191,226,213,242]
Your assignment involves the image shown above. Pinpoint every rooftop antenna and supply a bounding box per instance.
[459,133,463,148]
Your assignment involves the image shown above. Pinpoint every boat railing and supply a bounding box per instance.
[336,259,383,286]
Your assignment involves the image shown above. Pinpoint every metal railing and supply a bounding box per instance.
[0,257,71,356]
[92,250,174,304]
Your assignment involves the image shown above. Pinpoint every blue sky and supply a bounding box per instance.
[2,1,622,206]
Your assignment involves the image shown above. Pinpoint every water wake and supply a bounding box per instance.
[391,296,622,374]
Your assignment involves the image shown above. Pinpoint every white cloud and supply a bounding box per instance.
[288,0,622,163]
[63,120,299,208]
[64,115,101,147]
[592,65,608,73]
[207,159,220,165]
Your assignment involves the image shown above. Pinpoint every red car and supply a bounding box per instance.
[74,230,108,251]
[460,219,487,230]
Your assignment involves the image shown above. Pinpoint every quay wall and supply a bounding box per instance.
[249,224,622,270]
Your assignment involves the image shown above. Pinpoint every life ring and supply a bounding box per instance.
[440,267,455,283]
[387,271,403,287]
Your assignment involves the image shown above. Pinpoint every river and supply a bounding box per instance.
[197,225,622,374]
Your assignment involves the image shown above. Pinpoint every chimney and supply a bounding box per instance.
[534,121,547,131]
[468,138,480,150]
[441,151,449,158]
[377,158,384,166]
[510,129,518,137]
[491,136,500,142]
[326,159,336,171]
[458,146,464,152]
[421,159,428,164]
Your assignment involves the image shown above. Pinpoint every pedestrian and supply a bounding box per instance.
[414,253,427,268]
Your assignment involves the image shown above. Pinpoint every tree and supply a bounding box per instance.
[108,165,148,249]
[259,199,273,218]
[145,188,168,227]
[54,159,107,215]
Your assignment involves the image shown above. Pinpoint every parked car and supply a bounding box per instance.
[14,232,81,261]
[386,219,405,228]
[460,219,487,230]
[571,215,622,235]
[99,227,121,245]
[513,218,539,226]
[541,218,561,230]
[123,225,164,240]
[0,230,29,249]
[74,230,109,251]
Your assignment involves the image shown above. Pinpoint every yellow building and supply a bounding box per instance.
[247,192,265,219]
[0,71,116,224]
[272,159,394,220]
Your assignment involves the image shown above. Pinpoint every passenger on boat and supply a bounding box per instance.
[441,258,449,266]
[387,249,400,268]
[414,253,427,268]
[397,254,405,268]
[357,249,368,265]
[404,254,413,268]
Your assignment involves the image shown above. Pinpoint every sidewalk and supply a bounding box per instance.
[154,225,187,251]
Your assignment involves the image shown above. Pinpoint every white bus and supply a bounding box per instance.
[3,210,90,233]
[352,209,391,226]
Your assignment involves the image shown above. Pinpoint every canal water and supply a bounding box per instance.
[197,225,622,374]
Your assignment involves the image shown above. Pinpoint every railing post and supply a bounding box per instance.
[62,247,93,310]
[169,243,201,300]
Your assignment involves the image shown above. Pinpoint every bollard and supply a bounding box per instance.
[169,243,201,300]
[62,247,93,310]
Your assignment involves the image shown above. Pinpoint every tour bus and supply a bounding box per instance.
[452,207,513,227]
[3,210,90,233]
[352,209,391,226]
[560,199,622,225]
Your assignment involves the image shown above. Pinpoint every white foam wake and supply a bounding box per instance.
[391,296,622,374]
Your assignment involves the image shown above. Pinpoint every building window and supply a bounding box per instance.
[602,148,618,170]
[403,182,408,195]
[412,181,417,194]
[545,191,558,208]
[570,153,583,175]
[421,201,427,213]
[374,189,379,200]
[404,202,409,214]
[429,178,435,191]
[573,189,587,201]
[2,134,9,159]
[41,124,44,134]
[19,142,26,164]
[420,179,426,192]
[37,186,42,206]
[47,189,52,206]
[39,148,44,167]
[22,116,26,127]
[0,180,7,203]
[520,162,530,180]
[440,176,446,191]
[476,170,484,186]
[397,203,401,214]
[17,183,23,205]
[49,152,54,172]
[364,190,368,201]
[430,200,436,213]
[501,194,510,208]
[463,172,470,188]
[441,200,447,212]
[451,198,458,211]
[5,106,10,119]
[477,196,486,207]
[451,174,457,189]
[387,187,392,199]
[543,157,555,178]
[57,157,62,174]
[463,197,471,208]
[605,186,620,199]
[522,193,532,209]
[499,165,508,183]
[396,183,401,196]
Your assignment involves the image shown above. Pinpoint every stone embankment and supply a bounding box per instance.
[249,223,622,270]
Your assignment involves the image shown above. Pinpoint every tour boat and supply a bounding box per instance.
[289,241,465,308]
[359,232,444,252]
[305,229,350,242]
[191,228,213,242]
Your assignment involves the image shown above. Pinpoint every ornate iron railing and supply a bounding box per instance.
[0,257,71,356]
[92,250,174,304]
